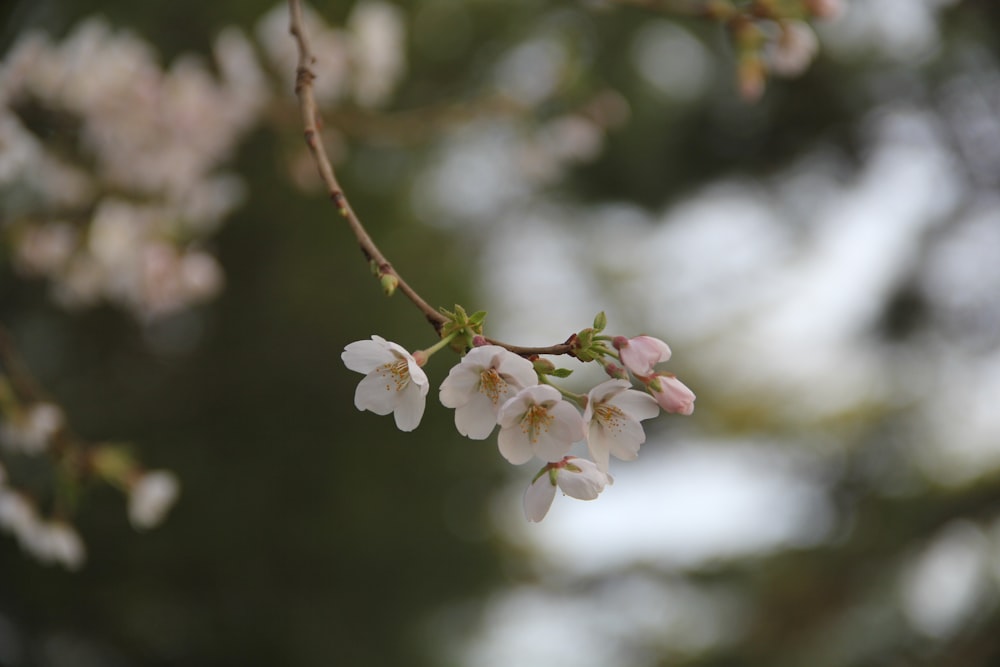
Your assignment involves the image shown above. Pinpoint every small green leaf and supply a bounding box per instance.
[593,311,607,332]
[550,368,574,378]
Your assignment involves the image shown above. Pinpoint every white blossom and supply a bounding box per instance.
[342,336,430,432]
[439,345,538,439]
[496,385,584,464]
[21,520,86,571]
[0,488,36,538]
[766,20,819,78]
[0,402,64,455]
[523,456,613,522]
[129,470,181,530]
[583,379,660,471]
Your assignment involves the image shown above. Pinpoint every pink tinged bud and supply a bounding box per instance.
[602,361,628,380]
[472,335,488,347]
[806,0,842,19]
[648,374,696,415]
[616,335,672,378]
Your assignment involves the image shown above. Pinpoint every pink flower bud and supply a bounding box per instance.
[614,335,672,378]
[647,374,695,416]
[805,0,842,19]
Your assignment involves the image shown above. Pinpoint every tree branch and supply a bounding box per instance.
[287,0,446,332]
[286,0,582,358]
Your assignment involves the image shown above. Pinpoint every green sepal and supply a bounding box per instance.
[550,368,574,378]
[438,304,486,352]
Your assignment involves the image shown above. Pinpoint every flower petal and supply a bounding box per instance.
[523,472,557,522]
[497,427,535,465]
[453,394,499,439]
[354,371,399,415]
[342,336,394,374]
[392,383,426,432]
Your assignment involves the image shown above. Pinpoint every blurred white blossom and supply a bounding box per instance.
[129,470,181,530]
[0,402,64,455]
[0,17,267,320]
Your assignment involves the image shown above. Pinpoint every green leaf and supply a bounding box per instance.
[593,311,607,332]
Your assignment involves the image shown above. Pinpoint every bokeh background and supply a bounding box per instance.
[3,0,1000,665]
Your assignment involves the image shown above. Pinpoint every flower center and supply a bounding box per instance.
[521,403,554,443]
[377,358,411,393]
[595,403,625,433]
[479,368,509,406]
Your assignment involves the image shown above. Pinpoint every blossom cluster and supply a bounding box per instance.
[0,372,180,569]
[720,0,843,101]
[0,2,408,322]
[342,314,694,521]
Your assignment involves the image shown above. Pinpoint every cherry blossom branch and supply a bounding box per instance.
[286,0,580,357]
[288,0,446,333]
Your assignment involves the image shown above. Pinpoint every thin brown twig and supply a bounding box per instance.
[288,0,445,332]
[286,0,580,358]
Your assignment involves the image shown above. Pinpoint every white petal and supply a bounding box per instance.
[612,389,660,421]
[342,336,394,373]
[392,383,426,431]
[495,349,538,389]
[406,358,430,396]
[439,365,479,408]
[354,371,399,415]
[557,459,609,500]
[497,427,535,465]
[550,399,586,442]
[607,417,647,461]
[523,472,557,522]
[532,426,576,463]
[587,379,630,406]
[453,394,499,439]
[586,422,612,472]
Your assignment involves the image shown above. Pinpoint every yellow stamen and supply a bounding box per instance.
[376,358,410,393]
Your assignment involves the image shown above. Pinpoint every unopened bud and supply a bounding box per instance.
[380,273,399,296]
[533,358,556,375]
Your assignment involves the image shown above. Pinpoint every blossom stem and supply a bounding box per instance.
[416,332,459,361]
[538,375,588,408]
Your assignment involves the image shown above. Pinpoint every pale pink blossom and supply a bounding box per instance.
[342,335,430,431]
[614,335,671,378]
[496,385,584,464]
[523,456,613,522]
[583,379,659,471]
[647,373,696,416]
[439,345,537,439]
[129,470,180,529]
[0,402,64,454]
[805,0,842,19]
[766,21,819,78]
